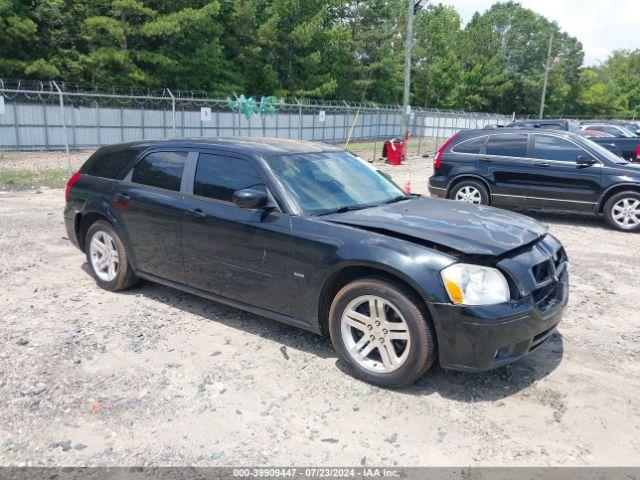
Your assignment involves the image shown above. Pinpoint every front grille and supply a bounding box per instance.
[531,246,567,313]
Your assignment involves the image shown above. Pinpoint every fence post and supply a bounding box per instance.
[372,107,381,162]
[416,112,423,155]
[297,99,303,140]
[167,88,176,137]
[42,95,50,150]
[52,81,72,177]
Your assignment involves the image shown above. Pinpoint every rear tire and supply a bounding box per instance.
[85,220,138,291]
[329,277,435,388]
[449,180,489,205]
[603,191,640,232]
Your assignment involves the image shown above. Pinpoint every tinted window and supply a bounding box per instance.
[486,134,528,157]
[538,123,563,130]
[131,151,187,191]
[193,154,264,202]
[534,135,585,162]
[452,135,487,154]
[82,146,144,179]
[590,125,623,136]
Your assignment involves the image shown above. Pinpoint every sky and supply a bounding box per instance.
[437,0,640,66]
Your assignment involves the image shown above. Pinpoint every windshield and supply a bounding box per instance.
[266,151,406,215]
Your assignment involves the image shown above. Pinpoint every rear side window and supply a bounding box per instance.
[81,147,142,179]
[193,154,265,202]
[131,151,188,191]
[486,134,528,157]
[534,135,586,162]
[452,135,487,154]
[538,123,563,130]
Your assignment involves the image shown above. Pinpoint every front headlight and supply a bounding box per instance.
[440,263,510,306]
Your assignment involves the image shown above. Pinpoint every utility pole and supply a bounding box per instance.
[539,32,553,120]
[401,0,417,135]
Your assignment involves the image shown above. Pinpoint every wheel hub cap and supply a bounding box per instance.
[455,186,481,204]
[340,295,411,373]
[89,231,119,282]
[612,198,640,228]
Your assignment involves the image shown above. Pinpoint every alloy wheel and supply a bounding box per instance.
[455,186,482,204]
[89,231,119,282]
[340,295,411,373]
[611,197,640,228]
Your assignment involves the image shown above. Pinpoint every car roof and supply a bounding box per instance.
[97,137,342,156]
[509,119,573,124]
[458,127,574,137]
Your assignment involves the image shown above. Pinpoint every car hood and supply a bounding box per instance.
[321,197,548,256]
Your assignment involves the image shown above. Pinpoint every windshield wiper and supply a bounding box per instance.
[314,204,372,216]
[380,195,409,205]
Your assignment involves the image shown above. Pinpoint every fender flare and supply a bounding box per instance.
[597,182,640,211]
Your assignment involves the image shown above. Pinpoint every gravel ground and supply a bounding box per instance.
[0,150,94,173]
[1,151,639,467]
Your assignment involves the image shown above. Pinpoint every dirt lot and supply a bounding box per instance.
[1,150,639,467]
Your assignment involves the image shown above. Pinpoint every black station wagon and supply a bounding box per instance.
[428,129,640,232]
[65,138,568,387]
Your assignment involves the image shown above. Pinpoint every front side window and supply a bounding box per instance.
[267,151,406,216]
[534,135,586,162]
[131,151,188,191]
[486,134,528,158]
[193,154,265,202]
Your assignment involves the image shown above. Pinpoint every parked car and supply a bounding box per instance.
[579,123,637,138]
[505,119,581,133]
[65,138,568,387]
[579,129,614,139]
[428,128,640,231]
[590,136,640,164]
[580,120,640,136]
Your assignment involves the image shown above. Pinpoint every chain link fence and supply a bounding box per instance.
[0,79,513,171]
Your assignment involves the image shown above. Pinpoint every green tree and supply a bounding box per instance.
[412,4,463,109]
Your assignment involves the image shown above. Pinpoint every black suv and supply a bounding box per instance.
[65,138,568,387]
[428,129,640,232]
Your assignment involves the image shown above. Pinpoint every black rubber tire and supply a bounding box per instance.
[328,277,436,388]
[85,220,138,291]
[448,180,490,205]
[603,191,640,232]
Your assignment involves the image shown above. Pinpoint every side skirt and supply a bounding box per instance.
[135,270,322,335]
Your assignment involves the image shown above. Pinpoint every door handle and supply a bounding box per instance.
[185,208,206,219]
[479,158,492,163]
[114,192,130,201]
[535,162,549,168]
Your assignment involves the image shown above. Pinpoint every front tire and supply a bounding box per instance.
[604,191,640,232]
[329,278,435,388]
[85,220,138,291]
[449,180,489,205]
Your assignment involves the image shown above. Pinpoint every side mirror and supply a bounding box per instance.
[576,154,596,166]
[233,188,268,209]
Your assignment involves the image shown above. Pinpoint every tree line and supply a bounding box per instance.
[1,0,638,117]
